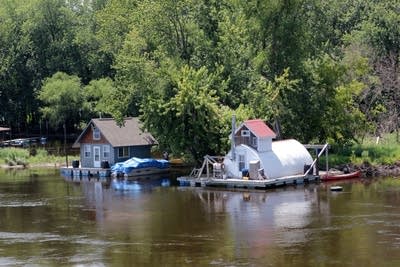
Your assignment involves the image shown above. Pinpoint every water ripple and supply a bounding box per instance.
[0,200,47,207]
[0,232,64,244]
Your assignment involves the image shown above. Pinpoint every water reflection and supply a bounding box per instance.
[185,186,319,255]
[3,168,400,266]
[110,177,171,191]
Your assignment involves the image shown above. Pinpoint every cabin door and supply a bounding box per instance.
[93,146,101,168]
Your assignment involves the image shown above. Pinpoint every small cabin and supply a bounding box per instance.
[72,117,157,168]
[233,119,276,152]
[0,127,10,143]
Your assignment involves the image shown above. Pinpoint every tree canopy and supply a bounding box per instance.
[0,0,399,159]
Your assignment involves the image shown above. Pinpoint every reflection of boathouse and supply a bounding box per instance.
[190,187,319,257]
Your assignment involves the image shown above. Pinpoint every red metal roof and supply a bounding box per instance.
[243,119,276,138]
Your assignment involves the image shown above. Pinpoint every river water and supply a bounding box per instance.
[1,169,400,266]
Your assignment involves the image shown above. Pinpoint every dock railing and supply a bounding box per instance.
[189,155,225,179]
[304,143,329,176]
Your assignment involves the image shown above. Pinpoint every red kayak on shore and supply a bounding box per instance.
[320,170,361,181]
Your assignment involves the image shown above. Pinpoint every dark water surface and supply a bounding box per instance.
[1,169,400,266]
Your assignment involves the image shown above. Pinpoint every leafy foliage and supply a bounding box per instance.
[0,0,398,159]
[37,72,84,129]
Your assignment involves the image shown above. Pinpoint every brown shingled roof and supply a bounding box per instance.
[72,117,157,148]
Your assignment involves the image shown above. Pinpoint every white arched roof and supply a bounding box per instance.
[224,139,313,179]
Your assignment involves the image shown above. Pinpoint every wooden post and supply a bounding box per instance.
[63,123,68,167]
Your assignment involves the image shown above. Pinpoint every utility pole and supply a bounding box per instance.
[63,123,68,167]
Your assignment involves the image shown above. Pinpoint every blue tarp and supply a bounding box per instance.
[111,157,170,175]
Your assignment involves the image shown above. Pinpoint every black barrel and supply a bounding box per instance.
[72,160,79,168]
[101,160,110,169]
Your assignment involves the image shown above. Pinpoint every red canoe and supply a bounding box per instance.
[320,170,361,181]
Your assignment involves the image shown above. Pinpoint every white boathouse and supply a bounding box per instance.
[223,119,313,179]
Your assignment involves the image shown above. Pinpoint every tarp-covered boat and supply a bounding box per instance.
[111,157,170,177]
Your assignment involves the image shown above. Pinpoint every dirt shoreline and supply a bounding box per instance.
[336,162,400,178]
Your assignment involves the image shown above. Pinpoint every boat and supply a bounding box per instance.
[111,157,170,177]
[320,170,361,181]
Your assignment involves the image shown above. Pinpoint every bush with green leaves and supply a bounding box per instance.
[0,148,29,166]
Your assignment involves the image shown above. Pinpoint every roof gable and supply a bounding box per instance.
[239,119,276,138]
[73,117,157,148]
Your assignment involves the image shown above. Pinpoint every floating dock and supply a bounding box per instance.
[60,166,172,183]
[178,174,320,190]
[60,167,111,183]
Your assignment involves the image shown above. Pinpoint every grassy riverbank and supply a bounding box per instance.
[326,133,400,167]
[1,133,399,171]
[0,147,78,168]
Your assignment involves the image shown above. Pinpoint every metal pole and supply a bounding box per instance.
[325,146,328,172]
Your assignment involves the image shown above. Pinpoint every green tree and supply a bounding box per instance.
[246,69,298,139]
[0,0,36,131]
[141,66,223,161]
[298,54,367,144]
[95,0,137,57]
[37,72,84,130]
[83,78,116,120]
[357,0,400,140]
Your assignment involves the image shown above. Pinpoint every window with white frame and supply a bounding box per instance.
[118,147,129,158]
[241,130,250,137]
[238,154,245,171]
[93,127,100,140]
[84,144,91,158]
[103,145,110,158]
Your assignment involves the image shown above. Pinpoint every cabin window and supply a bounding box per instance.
[118,147,129,158]
[252,137,257,147]
[84,145,91,158]
[238,154,245,171]
[241,130,250,137]
[103,145,110,158]
[93,128,100,140]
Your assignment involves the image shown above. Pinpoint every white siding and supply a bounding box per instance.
[257,138,272,152]
[224,139,313,179]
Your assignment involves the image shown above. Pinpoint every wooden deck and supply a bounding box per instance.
[178,174,320,190]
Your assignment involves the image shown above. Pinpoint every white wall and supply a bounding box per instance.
[223,139,313,179]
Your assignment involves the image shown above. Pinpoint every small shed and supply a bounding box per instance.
[223,119,313,179]
[72,117,157,168]
[0,127,10,142]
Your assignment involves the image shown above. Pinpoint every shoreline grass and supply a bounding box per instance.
[0,147,78,168]
[324,133,400,167]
